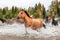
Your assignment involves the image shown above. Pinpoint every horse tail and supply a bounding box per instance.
[43,24,46,29]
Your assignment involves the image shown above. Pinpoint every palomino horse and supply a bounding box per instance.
[17,10,46,33]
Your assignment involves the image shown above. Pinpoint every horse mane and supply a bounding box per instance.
[20,9,31,18]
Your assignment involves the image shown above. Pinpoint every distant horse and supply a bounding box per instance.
[17,10,46,33]
[0,17,25,24]
[0,18,14,24]
[45,16,58,26]
[45,16,52,23]
[52,17,58,26]
[0,18,7,23]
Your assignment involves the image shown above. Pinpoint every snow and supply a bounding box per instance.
[0,21,60,38]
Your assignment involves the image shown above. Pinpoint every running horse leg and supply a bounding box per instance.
[24,24,29,35]
[43,24,46,28]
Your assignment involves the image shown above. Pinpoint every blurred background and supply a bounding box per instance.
[0,0,60,19]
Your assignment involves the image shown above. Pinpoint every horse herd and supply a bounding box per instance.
[0,9,60,34]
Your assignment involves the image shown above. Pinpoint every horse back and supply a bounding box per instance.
[32,18,43,22]
[32,18,43,26]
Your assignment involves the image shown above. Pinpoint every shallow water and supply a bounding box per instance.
[0,21,60,38]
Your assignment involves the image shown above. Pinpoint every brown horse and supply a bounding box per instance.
[17,10,46,33]
[45,15,52,23]
[0,18,7,23]
[0,17,25,24]
[0,18,15,24]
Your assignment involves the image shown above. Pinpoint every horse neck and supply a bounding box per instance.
[24,15,32,23]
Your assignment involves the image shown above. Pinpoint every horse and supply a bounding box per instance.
[52,17,58,26]
[0,17,25,25]
[0,18,7,23]
[45,16,58,26]
[17,10,46,33]
[0,18,14,24]
[45,16,52,24]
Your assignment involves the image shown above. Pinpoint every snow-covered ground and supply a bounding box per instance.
[0,21,60,38]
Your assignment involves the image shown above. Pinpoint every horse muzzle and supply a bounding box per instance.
[17,16,20,19]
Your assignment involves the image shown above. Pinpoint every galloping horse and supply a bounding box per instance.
[45,16,58,26]
[52,16,58,26]
[0,18,7,23]
[0,18,15,24]
[17,10,46,33]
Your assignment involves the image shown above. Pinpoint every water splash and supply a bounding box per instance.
[0,21,60,38]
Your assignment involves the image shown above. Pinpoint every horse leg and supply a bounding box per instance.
[56,22,58,26]
[32,26,40,32]
[43,24,46,29]
[25,24,28,35]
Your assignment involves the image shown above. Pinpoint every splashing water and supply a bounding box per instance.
[0,21,60,38]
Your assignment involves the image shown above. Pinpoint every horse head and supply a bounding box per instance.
[17,9,31,19]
